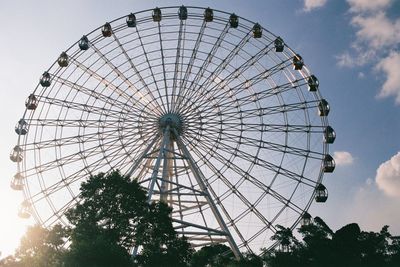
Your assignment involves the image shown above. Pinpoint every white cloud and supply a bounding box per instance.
[335,50,375,67]
[351,11,400,49]
[344,180,400,234]
[333,151,354,166]
[375,52,400,104]
[336,52,358,67]
[337,6,400,67]
[376,152,400,198]
[303,0,328,12]
[337,0,400,104]
[347,0,392,12]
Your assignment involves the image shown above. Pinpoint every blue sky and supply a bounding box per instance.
[1,0,400,258]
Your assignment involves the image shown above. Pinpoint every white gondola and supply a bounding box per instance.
[178,6,188,20]
[318,99,330,116]
[204,7,213,22]
[324,126,336,144]
[40,72,51,87]
[102,22,112,37]
[274,37,284,52]
[25,94,38,110]
[308,75,319,91]
[57,52,68,67]
[323,154,335,173]
[315,184,328,203]
[153,7,162,22]
[253,23,262,38]
[10,145,23,162]
[300,212,312,226]
[126,13,136,27]
[18,201,31,219]
[229,13,239,28]
[293,54,304,70]
[15,119,28,135]
[79,35,89,50]
[11,173,24,191]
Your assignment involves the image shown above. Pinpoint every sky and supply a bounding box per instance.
[1,0,400,258]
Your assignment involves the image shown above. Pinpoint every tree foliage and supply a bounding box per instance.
[190,244,234,267]
[1,171,193,267]
[190,244,264,267]
[1,172,399,267]
[0,224,67,267]
[135,202,193,267]
[264,217,400,267]
[64,171,146,267]
[66,171,147,250]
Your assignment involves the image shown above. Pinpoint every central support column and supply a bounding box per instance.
[173,129,241,259]
[131,112,241,259]
[147,125,171,202]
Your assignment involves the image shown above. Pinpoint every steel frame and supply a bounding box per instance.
[11,6,334,256]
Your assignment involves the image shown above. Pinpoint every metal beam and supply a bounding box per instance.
[174,129,241,259]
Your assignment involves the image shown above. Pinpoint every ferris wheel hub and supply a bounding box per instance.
[158,113,184,136]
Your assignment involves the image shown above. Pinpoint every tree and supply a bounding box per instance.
[271,225,300,252]
[296,216,335,267]
[358,225,392,267]
[2,171,193,267]
[389,235,400,266]
[0,224,67,267]
[64,170,192,267]
[190,245,264,267]
[190,244,234,267]
[0,256,21,267]
[263,225,303,267]
[63,171,148,266]
[4,171,400,267]
[264,219,400,267]
[133,202,193,267]
[229,252,263,267]
[329,223,362,267]
[66,171,148,249]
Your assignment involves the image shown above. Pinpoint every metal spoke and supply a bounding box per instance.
[111,30,164,114]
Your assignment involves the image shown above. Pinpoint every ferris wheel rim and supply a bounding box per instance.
[12,6,334,255]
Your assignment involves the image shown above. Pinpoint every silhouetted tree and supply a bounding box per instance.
[296,216,335,267]
[264,218,400,267]
[1,171,193,267]
[190,244,234,267]
[63,171,147,266]
[331,223,362,266]
[3,172,399,267]
[0,256,21,267]
[0,224,67,267]
[190,245,263,267]
[389,235,400,266]
[230,252,263,267]
[358,225,391,267]
[272,225,300,252]
[134,201,193,267]
[64,171,193,267]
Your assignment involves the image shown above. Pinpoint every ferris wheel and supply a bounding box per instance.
[10,6,336,256]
